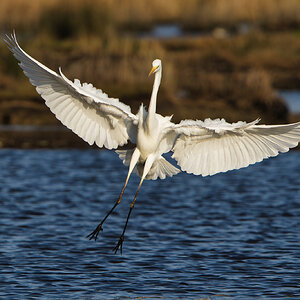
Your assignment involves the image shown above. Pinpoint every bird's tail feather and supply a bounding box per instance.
[116,149,180,180]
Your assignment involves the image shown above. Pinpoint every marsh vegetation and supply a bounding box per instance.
[1,0,300,147]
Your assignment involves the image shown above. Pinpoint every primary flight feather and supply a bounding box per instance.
[4,33,300,254]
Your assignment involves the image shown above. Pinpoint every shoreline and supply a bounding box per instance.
[0,122,299,150]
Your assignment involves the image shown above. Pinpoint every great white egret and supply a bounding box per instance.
[4,33,300,254]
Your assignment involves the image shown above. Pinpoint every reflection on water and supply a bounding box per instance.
[0,149,299,299]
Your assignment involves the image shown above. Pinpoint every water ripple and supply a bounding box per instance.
[0,149,299,299]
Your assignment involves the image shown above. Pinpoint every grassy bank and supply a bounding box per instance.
[1,31,297,124]
[0,0,300,148]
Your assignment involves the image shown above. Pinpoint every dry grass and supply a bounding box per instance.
[1,0,300,33]
[1,30,297,125]
[0,0,299,129]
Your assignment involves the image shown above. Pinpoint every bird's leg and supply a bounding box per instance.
[86,174,130,241]
[113,154,155,254]
[113,177,144,255]
[87,148,140,241]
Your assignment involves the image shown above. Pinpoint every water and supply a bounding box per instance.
[279,91,300,114]
[0,125,66,132]
[138,23,254,39]
[0,149,299,299]
[139,24,205,39]
[138,24,183,39]
[149,24,183,39]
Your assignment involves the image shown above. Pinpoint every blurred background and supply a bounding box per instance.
[1,0,300,148]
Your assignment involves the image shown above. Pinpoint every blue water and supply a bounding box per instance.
[279,91,300,114]
[0,149,299,299]
[150,24,183,38]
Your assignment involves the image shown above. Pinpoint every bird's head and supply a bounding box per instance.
[148,59,162,76]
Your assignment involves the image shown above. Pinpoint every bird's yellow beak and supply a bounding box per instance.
[148,66,158,77]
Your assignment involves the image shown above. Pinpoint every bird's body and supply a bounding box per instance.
[131,60,174,174]
[136,108,170,160]
[137,106,159,158]
[4,33,300,254]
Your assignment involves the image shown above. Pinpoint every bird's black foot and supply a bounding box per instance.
[86,224,103,241]
[113,235,124,255]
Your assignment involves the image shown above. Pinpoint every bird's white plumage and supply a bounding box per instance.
[4,33,300,180]
[166,118,300,176]
[5,33,300,252]
[4,33,137,150]
[116,149,180,180]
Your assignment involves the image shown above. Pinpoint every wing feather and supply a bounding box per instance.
[168,118,300,176]
[4,33,138,149]
[228,134,238,169]
[246,134,265,162]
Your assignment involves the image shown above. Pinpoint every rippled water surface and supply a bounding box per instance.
[0,149,299,299]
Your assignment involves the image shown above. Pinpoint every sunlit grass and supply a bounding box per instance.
[2,0,300,33]
[1,0,299,126]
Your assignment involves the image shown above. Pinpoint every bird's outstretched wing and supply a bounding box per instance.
[161,118,300,176]
[4,33,138,149]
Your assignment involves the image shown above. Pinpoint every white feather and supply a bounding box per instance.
[4,33,137,150]
[169,120,300,176]
[5,34,300,250]
[4,33,300,181]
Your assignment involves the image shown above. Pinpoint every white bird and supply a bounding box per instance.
[4,33,300,254]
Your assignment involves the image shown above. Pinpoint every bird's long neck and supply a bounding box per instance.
[147,69,161,130]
